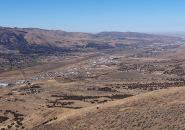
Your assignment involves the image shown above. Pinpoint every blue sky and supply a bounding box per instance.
[0,0,185,32]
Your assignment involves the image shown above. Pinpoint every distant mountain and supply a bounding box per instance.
[0,27,72,54]
[0,27,183,55]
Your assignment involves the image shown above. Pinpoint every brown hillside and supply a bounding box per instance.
[34,87,185,130]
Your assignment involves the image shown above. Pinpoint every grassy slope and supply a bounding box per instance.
[33,87,185,130]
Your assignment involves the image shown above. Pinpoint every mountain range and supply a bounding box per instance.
[0,27,183,55]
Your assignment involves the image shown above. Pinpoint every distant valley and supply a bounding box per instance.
[0,27,184,71]
[1,27,185,130]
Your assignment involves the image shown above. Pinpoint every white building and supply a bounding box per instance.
[0,83,8,87]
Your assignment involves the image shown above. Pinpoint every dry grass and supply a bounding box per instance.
[34,87,185,130]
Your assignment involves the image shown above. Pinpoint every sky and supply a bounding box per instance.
[0,0,185,33]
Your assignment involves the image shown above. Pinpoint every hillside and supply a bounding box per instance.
[0,27,183,54]
[33,87,185,130]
